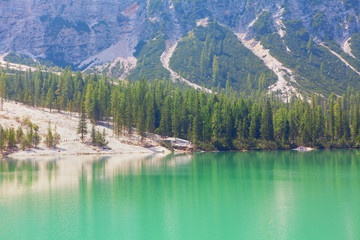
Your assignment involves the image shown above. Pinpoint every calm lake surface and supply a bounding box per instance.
[1,150,360,240]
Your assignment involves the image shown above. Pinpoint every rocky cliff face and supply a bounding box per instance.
[0,0,147,67]
[1,0,359,69]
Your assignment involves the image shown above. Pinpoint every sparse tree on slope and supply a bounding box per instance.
[77,105,88,143]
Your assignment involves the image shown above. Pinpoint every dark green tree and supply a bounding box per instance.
[261,100,274,141]
[77,106,88,143]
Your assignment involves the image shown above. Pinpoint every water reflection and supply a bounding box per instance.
[0,154,178,197]
[1,150,360,240]
[1,150,360,198]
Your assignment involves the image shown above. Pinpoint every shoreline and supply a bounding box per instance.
[0,101,176,158]
[2,151,169,161]
[1,101,358,159]
[3,149,168,158]
[3,146,359,160]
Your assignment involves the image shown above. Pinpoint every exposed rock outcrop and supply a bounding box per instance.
[1,0,359,70]
[1,0,360,95]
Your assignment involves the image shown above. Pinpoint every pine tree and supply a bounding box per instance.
[306,37,313,53]
[137,104,146,141]
[247,73,252,90]
[77,106,88,143]
[342,110,351,140]
[261,100,274,141]
[249,103,261,139]
[55,76,63,111]
[0,73,5,111]
[159,96,172,137]
[146,92,156,135]
[97,80,106,121]
[302,110,312,145]
[192,95,202,143]
[33,125,41,148]
[223,102,234,145]
[211,102,221,142]
[91,124,96,145]
[328,93,336,140]
[274,108,289,144]
[334,101,343,140]
[212,55,219,84]
[111,88,120,135]
[352,105,360,139]
[172,91,182,139]
[125,90,133,135]
[7,128,16,148]
[45,124,54,148]
[16,126,24,144]
[314,106,325,142]
[0,125,5,152]
[3,66,360,151]
[26,124,33,148]
[258,73,266,93]
[46,87,55,112]
[85,83,95,121]
[53,126,61,148]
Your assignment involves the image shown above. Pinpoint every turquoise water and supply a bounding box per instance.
[1,150,360,240]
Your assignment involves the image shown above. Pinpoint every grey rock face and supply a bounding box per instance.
[0,0,146,67]
[1,0,359,68]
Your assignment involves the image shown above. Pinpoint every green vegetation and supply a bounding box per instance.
[128,36,170,81]
[45,124,60,149]
[85,61,127,79]
[0,117,42,153]
[77,106,88,143]
[91,124,109,148]
[0,73,4,111]
[311,11,333,40]
[255,16,360,96]
[2,68,360,151]
[170,21,277,94]
[18,118,41,150]
[324,41,360,71]
[350,33,360,60]
[4,52,37,67]
[148,0,163,16]
[253,11,273,40]
[4,52,61,70]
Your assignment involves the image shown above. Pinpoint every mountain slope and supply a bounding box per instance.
[246,9,360,96]
[3,0,360,96]
[169,22,277,94]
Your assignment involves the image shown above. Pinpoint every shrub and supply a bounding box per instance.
[7,128,16,148]
[160,140,174,152]
[45,124,60,149]
[20,137,30,151]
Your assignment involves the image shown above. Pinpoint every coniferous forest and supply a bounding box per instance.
[1,67,360,151]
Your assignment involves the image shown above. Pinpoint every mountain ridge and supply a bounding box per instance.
[2,0,360,97]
